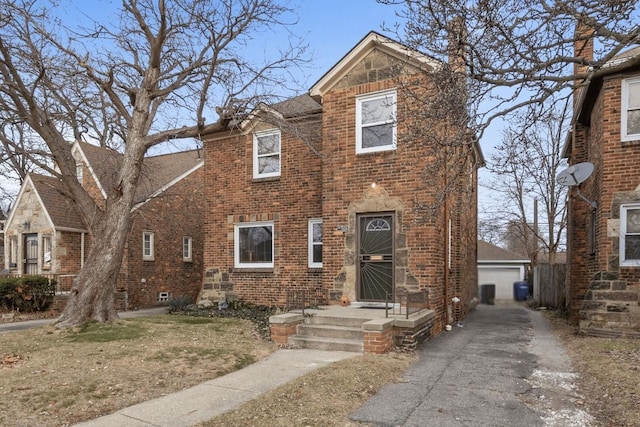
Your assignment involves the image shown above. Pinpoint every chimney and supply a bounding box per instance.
[574,18,594,81]
[447,17,467,74]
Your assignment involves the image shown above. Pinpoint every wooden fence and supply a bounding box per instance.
[533,263,566,309]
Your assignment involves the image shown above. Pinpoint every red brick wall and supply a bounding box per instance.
[567,70,640,323]
[123,166,205,308]
[58,232,85,275]
[203,64,479,334]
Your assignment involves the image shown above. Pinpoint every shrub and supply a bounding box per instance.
[0,276,56,312]
[167,295,194,313]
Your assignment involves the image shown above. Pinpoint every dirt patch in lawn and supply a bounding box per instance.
[0,314,276,427]
[545,312,640,427]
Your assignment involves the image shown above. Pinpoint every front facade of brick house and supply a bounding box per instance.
[3,142,204,309]
[564,35,640,335]
[202,32,483,333]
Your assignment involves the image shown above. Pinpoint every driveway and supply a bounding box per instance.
[350,302,592,426]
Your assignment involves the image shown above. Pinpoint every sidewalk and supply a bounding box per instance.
[72,349,358,427]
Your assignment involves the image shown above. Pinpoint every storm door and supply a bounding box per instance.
[357,214,394,302]
[23,234,39,274]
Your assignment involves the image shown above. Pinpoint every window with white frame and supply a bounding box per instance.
[143,231,154,261]
[253,130,281,178]
[76,163,84,184]
[620,204,640,266]
[234,222,274,268]
[182,236,192,262]
[622,77,640,142]
[42,235,52,270]
[308,219,322,268]
[9,236,18,267]
[356,89,397,154]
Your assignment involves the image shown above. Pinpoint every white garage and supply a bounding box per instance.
[477,241,531,301]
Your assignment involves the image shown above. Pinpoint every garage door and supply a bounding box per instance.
[477,267,523,300]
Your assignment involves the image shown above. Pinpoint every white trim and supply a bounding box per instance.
[131,162,203,211]
[234,221,274,268]
[355,89,397,154]
[621,76,640,142]
[253,129,281,179]
[308,219,323,268]
[620,203,640,266]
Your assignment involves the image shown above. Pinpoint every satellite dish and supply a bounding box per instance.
[556,162,594,187]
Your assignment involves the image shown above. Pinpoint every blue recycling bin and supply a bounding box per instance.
[513,281,529,301]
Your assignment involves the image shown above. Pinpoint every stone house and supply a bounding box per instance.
[201,32,484,335]
[564,30,640,335]
[3,141,204,309]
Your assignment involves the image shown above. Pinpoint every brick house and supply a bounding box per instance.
[201,32,483,334]
[3,141,204,309]
[564,32,640,335]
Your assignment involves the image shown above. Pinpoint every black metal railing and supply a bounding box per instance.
[385,289,429,319]
[286,288,329,315]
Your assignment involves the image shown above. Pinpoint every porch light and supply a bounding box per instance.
[371,182,377,189]
[22,221,30,231]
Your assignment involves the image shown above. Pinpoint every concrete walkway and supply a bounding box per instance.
[350,303,593,426]
[72,349,358,427]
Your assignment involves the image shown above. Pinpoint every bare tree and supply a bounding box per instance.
[484,100,570,264]
[0,0,308,326]
[380,0,640,138]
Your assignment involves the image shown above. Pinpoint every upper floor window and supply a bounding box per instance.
[182,236,192,262]
[620,204,640,266]
[253,130,281,178]
[356,90,397,154]
[143,231,155,261]
[308,219,323,268]
[234,222,274,268]
[76,163,84,184]
[622,77,640,142]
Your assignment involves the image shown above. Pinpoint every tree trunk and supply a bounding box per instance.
[55,196,131,328]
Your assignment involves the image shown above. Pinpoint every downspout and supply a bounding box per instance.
[81,232,85,269]
[444,169,450,326]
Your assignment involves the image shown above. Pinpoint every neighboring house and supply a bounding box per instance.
[477,240,531,300]
[3,142,204,309]
[564,30,640,335]
[201,32,484,333]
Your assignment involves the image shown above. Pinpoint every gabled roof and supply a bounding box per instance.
[73,142,203,204]
[310,31,440,98]
[478,240,531,263]
[30,174,86,231]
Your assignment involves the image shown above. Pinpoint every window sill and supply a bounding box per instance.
[252,176,280,183]
[232,268,274,273]
[308,267,322,273]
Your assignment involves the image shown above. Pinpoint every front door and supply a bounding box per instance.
[23,234,38,274]
[357,213,394,302]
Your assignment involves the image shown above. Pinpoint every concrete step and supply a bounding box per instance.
[288,335,363,353]
[297,323,363,340]
[305,314,370,328]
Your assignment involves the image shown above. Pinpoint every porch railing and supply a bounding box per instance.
[0,273,78,294]
[286,288,329,315]
[385,289,429,319]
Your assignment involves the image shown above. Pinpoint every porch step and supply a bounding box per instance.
[287,313,368,352]
[296,323,363,340]
[287,335,364,353]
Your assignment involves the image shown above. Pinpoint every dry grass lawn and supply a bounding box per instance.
[0,315,276,427]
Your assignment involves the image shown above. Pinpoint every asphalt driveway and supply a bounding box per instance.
[350,302,592,426]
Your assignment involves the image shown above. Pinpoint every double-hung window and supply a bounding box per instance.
[622,77,640,142]
[620,204,640,266]
[235,222,274,268]
[356,89,397,154]
[143,231,155,261]
[182,236,192,262]
[308,219,323,268]
[253,130,281,178]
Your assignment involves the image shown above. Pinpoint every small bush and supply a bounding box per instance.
[167,295,194,313]
[0,276,56,312]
